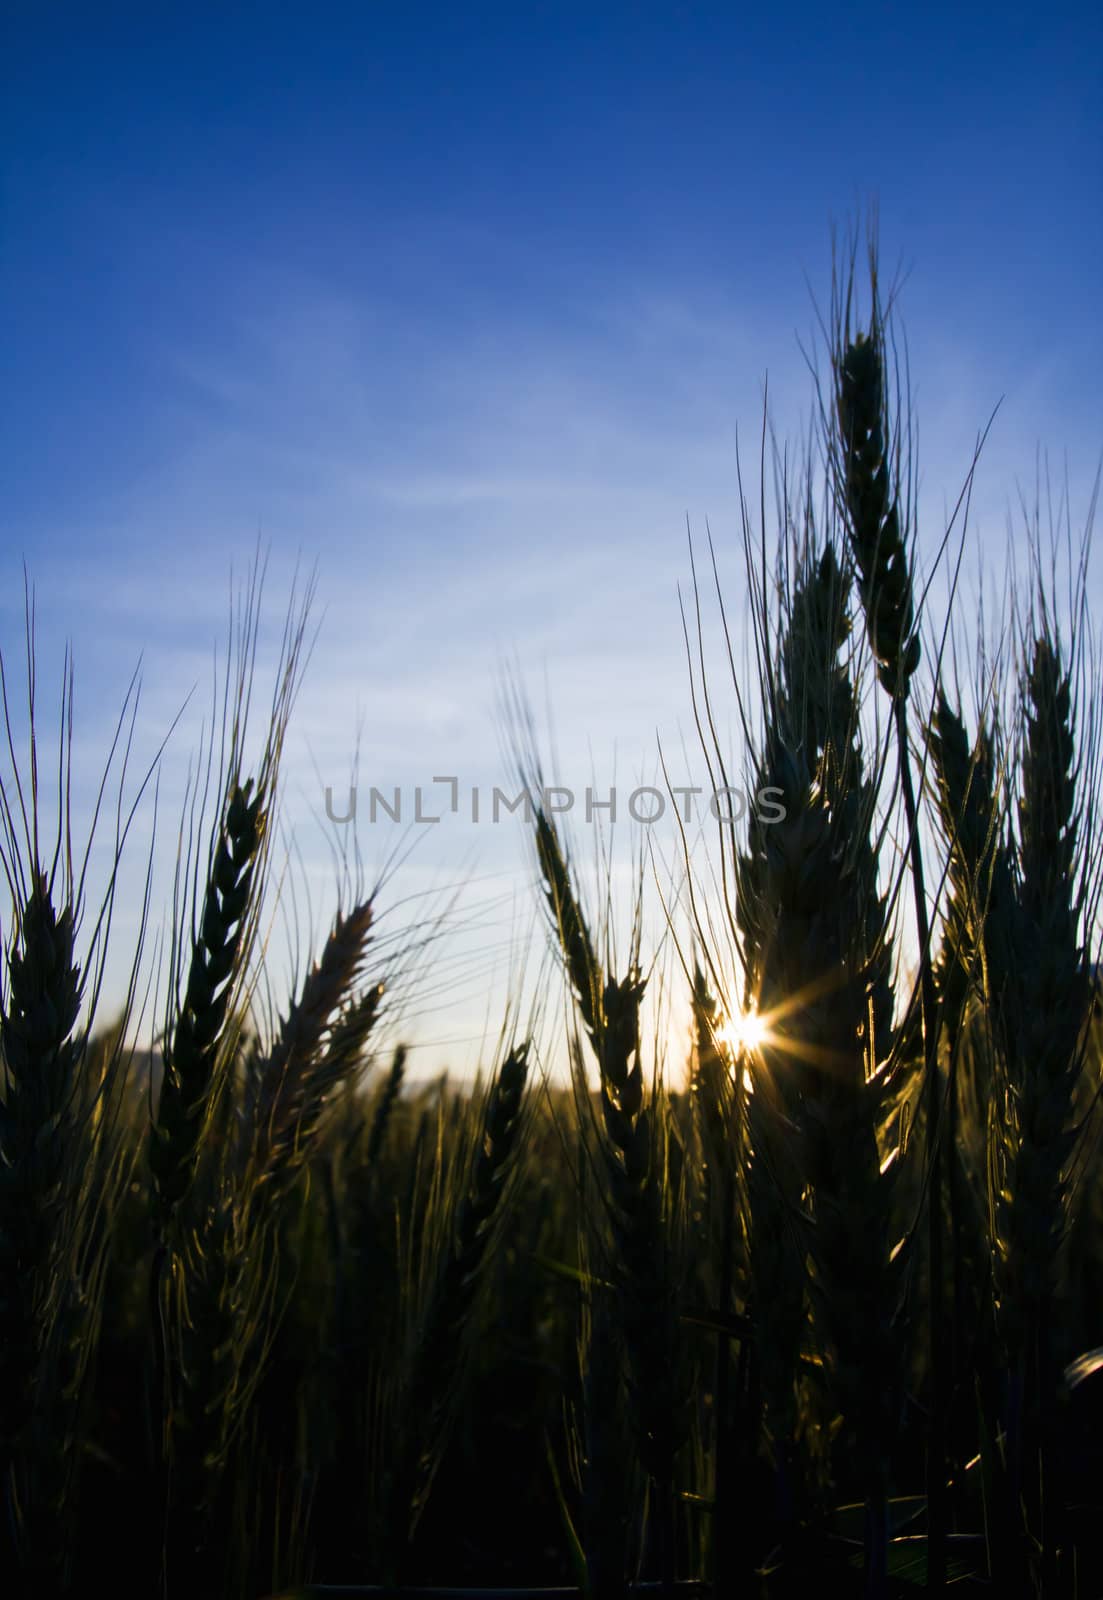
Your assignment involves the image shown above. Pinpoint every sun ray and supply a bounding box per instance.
[720,1007,770,1055]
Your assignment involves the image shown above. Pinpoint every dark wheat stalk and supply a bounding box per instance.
[152,559,315,1239]
[795,747,903,1599]
[577,1227,633,1600]
[535,807,687,1593]
[993,633,1092,1587]
[384,1044,530,1573]
[832,263,946,1590]
[153,567,315,1596]
[730,521,906,1593]
[167,896,377,1586]
[0,622,152,1594]
[927,690,1009,1482]
[150,778,268,1593]
[689,965,748,1594]
[732,541,856,1561]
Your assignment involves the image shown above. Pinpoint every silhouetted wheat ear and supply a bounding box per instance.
[995,636,1091,1351]
[184,900,382,1529]
[319,981,385,1088]
[790,789,903,1510]
[0,871,82,1449]
[690,963,742,1267]
[365,1043,406,1165]
[738,763,817,1450]
[598,977,690,1490]
[452,1044,529,1276]
[245,897,376,1201]
[152,778,266,1225]
[533,810,648,1169]
[836,330,920,695]
[1018,638,1079,940]
[734,531,905,1593]
[775,543,854,781]
[929,693,1007,1015]
[535,806,603,1038]
[834,290,951,1579]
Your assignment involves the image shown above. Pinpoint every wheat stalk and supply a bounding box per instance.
[0,617,153,1594]
[830,243,948,1589]
[731,523,905,1592]
[384,1043,530,1572]
[534,805,688,1589]
[153,566,315,1596]
[992,633,1092,1584]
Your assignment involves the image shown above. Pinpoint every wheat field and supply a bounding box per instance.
[1,242,1101,1600]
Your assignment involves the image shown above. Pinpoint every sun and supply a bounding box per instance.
[720,1008,769,1055]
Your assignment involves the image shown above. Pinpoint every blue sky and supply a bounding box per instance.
[2,3,1100,1074]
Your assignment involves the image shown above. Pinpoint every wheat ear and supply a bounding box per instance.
[151,779,266,1224]
[365,1042,407,1165]
[243,897,376,1203]
[0,874,85,1593]
[0,876,82,1448]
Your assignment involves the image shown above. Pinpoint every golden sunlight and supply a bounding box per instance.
[721,1008,769,1055]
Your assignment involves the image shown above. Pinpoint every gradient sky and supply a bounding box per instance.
[2,3,1100,1075]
